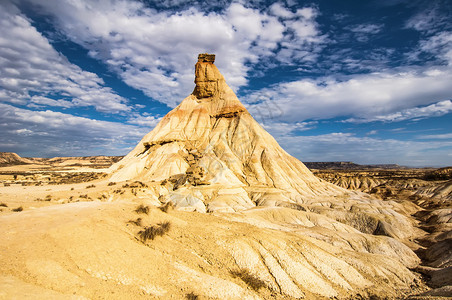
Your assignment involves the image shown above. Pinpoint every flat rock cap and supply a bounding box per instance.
[198,53,215,63]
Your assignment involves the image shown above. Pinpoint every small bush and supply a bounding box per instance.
[4,183,10,187]
[138,221,171,241]
[12,206,23,212]
[135,204,150,214]
[71,187,74,190]
[108,182,116,186]
[129,181,148,188]
[86,184,96,188]
[0,202,7,207]
[159,201,174,213]
[230,269,267,291]
[185,292,199,300]
[128,218,142,226]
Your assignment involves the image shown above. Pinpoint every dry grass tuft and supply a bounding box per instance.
[12,206,23,212]
[230,269,267,291]
[185,292,199,300]
[138,221,171,241]
[159,202,174,213]
[135,204,150,214]
[128,218,142,226]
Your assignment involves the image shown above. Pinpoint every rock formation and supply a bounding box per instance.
[0,152,33,166]
[109,54,343,212]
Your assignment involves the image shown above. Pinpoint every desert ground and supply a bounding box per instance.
[0,155,451,299]
[1,56,451,299]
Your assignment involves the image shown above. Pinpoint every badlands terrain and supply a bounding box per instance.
[1,54,451,299]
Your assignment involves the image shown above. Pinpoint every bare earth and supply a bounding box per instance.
[1,55,451,299]
[1,161,451,299]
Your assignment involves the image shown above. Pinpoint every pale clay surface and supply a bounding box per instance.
[1,55,441,299]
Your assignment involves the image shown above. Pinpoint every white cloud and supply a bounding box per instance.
[245,68,452,122]
[344,100,452,123]
[418,32,452,64]
[405,4,449,34]
[29,96,73,108]
[260,121,317,137]
[346,23,384,42]
[416,133,452,140]
[15,0,324,107]
[0,103,148,156]
[348,24,383,34]
[405,3,452,65]
[0,2,130,113]
[277,132,452,167]
[127,114,162,128]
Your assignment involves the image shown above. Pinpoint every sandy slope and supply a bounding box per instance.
[0,194,426,299]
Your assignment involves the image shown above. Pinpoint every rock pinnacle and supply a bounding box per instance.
[193,53,224,99]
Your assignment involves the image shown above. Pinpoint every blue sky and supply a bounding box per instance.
[0,0,451,167]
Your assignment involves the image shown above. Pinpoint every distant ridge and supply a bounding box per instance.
[0,152,123,168]
[304,161,404,170]
[0,152,33,166]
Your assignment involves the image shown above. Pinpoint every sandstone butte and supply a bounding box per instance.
[109,53,345,213]
[0,54,434,299]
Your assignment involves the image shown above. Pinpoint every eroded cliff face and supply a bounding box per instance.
[109,53,342,213]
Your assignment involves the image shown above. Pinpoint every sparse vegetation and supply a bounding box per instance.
[113,188,125,194]
[86,184,96,188]
[12,206,23,212]
[185,292,199,300]
[128,218,142,226]
[135,204,150,214]
[230,269,267,291]
[129,181,148,188]
[138,221,171,241]
[0,202,7,207]
[159,201,174,213]
[108,182,116,186]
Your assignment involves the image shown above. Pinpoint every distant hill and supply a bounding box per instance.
[0,152,123,168]
[304,161,404,170]
[0,152,33,166]
[423,166,452,180]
